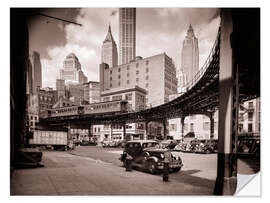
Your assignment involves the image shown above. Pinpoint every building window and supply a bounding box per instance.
[127,80,129,84]
[146,75,149,80]
[118,75,121,79]
[118,68,121,72]
[127,65,129,70]
[239,124,243,132]
[146,60,149,65]
[110,84,112,88]
[118,82,121,86]
[248,123,253,132]
[248,102,254,109]
[110,77,112,81]
[136,78,139,82]
[127,72,129,77]
[239,113,244,121]
[103,97,110,102]
[136,70,139,75]
[110,70,112,74]
[190,123,194,132]
[203,122,210,131]
[125,93,132,101]
[136,63,139,68]
[146,68,149,73]
[112,95,122,101]
[145,83,149,88]
[248,112,253,121]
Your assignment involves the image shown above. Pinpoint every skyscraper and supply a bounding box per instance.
[181,24,199,85]
[29,51,42,93]
[60,53,88,84]
[101,25,118,68]
[119,8,136,65]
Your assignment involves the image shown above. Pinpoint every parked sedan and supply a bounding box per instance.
[119,140,183,174]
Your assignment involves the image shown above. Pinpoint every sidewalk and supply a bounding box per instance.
[11,151,215,195]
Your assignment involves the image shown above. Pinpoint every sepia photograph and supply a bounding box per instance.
[10,6,260,196]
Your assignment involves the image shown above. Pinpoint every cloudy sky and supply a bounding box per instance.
[28,8,220,89]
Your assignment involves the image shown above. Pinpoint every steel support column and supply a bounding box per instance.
[163,119,167,140]
[66,122,72,141]
[144,121,149,140]
[210,112,214,139]
[181,116,185,141]
[110,123,113,140]
[214,9,237,195]
[122,122,126,140]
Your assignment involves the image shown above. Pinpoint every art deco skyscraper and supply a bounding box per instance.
[119,8,136,65]
[101,25,118,68]
[60,53,88,84]
[181,24,199,85]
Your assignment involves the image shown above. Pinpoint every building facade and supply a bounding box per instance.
[82,81,100,104]
[239,98,260,135]
[100,53,177,107]
[56,79,66,99]
[98,86,147,142]
[28,51,42,93]
[101,25,118,68]
[119,8,136,65]
[181,24,199,85]
[177,68,188,93]
[65,82,85,105]
[60,53,88,84]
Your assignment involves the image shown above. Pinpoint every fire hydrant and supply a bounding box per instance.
[163,150,170,182]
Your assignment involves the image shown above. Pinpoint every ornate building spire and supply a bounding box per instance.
[187,24,195,38]
[101,24,118,68]
[103,24,115,43]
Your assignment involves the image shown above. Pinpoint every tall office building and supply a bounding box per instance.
[177,68,187,93]
[56,79,66,99]
[60,53,88,84]
[101,25,118,68]
[181,24,199,85]
[119,8,136,65]
[100,53,177,107]
[29,51,42,93]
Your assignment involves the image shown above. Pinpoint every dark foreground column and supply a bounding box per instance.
[214,9,237,195]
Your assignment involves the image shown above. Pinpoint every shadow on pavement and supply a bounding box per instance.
[170,169,216,189]
[238,156,260,174]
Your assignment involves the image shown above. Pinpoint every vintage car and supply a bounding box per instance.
[119,140,183,174]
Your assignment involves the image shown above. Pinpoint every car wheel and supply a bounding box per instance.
[147,161,157,174]
[172,167,181,173]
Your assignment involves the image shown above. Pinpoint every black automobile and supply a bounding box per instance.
[119,140,183,174]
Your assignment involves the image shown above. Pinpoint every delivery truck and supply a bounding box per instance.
[29,130,74,150]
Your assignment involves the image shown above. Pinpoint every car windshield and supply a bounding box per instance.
[142,142,157,148]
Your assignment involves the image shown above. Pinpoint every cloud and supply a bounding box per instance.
[41,8,220,89]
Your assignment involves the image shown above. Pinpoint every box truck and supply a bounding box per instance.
[29,130,74,150]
